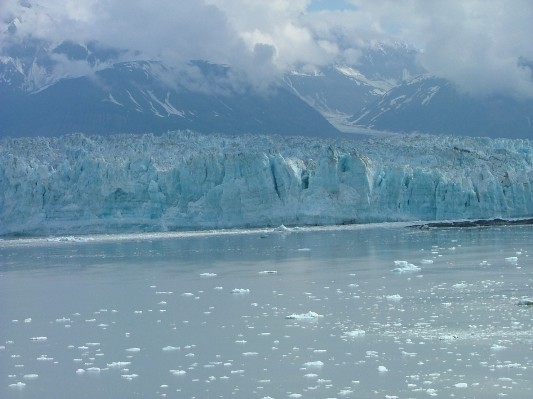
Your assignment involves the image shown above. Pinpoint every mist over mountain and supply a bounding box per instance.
[1,24,533,139]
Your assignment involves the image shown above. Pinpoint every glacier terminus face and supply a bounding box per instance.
[1,131,533,236]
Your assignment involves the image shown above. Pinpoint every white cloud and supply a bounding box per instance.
[1,0,532,98]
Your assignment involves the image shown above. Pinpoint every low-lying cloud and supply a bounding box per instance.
[1,0,532,98]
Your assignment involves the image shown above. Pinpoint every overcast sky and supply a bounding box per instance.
[1,0,532,98]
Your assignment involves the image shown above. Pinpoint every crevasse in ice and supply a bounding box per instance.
[1,131,533,236]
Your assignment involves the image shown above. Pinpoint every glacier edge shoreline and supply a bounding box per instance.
[1,131,533,237]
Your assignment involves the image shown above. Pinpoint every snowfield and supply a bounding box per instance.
[1,131,533,236]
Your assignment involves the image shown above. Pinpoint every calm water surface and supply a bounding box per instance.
[1,224,533,398]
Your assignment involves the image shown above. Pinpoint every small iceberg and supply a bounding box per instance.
[162,346,180,351]
[232,288,250,294]
[285,311,322,320]
[392,260,421,273]
[385,294,403,302]
[303,360,324,368]
[29,336,47,341]
[344,329,366,338]
[8,382,26,389]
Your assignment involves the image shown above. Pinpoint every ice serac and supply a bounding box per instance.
[1,132,533,236]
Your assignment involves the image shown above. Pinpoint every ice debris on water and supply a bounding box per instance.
[344,329,366,337]
[232,288,250,294]
[285,311,322,320]
[303,361,324,368]
[162,346,180,351]
[378,365,388,372]
[125,347,141,352]
[392,260,421,273]
[8,382,26,389]
[107,361,131,368]
[517,299,533,306]
[29,336,47,341]
[385,294,403,301]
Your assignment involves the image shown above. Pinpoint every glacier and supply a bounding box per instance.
[1,131,533,236]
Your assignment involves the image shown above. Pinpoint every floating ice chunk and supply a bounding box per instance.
[76,369,86,374]
[420,259,434,264]
[200,273,217,277]
[242,352,259,356]
[37,355,53,361]
[232,288,250,294]
[338,389,353,396]
[303,361,324,368]
[24,318,32,323]
[285,311,322,320]
[304,373,318,378]
[491,344,507,351]
[275,224,290,232]
[378,365,388,372]
[297,248,311,251]
[162,346,180,351]
[121,374,138,380]
[155,291,173,295]
[107,361,131,368]
[29,337,47,341]
[259,270,278,274]
[23,374,38,379]
[126,348,141,352]
[385,294,403,302]
[289,394,303,398]
[86,367,101,373]
[170,370,186,376]
[181,293,194,297]
[438,334,459,341]
[505,256,518,263]
[8,382,26,389]
[344,329,366,337]
[454,382,468,388]
[392,261,420,273]
[452,282,468,289]
[56,317,71,323]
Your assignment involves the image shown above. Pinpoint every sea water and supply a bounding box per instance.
[1,224,532,398]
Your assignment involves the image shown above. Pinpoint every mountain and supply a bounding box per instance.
[2,131,533,236]
[283,44,533,139]
[2,37,533,139]
[351,75,533,139]
[0,39,340,138]
[284,43,424,133]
